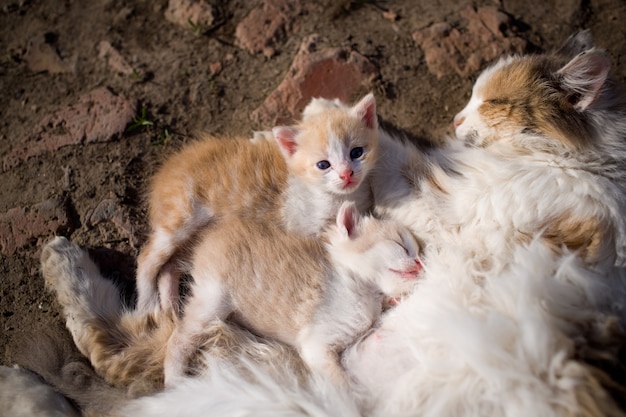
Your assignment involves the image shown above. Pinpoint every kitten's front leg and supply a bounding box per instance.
[298,332,350,390]
[163,278,230,387]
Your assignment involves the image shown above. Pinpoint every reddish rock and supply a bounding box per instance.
[3,87,136,171]
[235,0,303,57]
[251,34,379,125]
[23,35,74,74]
[0,197,74,256]
[382,9,399,21]
[98,40,135,76]
[208,61,222,76]
[165,0,215,30]
[87,198,140,248]
[412,5,527,78]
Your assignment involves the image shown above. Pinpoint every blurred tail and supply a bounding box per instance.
[39,236,173,396]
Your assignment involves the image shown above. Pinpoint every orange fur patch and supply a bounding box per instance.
[541,213,613,264]
[478,56,594,150]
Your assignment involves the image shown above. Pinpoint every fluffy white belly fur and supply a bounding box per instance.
[119,216,626,417]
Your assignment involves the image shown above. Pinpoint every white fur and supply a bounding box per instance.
[118,237,625,417]
[40,236,124,361]
[120,356,360,417]
[343,239,626,416]
[34,40,626,415]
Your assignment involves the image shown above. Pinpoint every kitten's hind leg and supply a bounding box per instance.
[164,278,230,387]
[136,201,214,313]
[40,237,122,358]
[157,262,182,314]
[136,229,176,313]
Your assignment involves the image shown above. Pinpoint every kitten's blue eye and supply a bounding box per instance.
[350,147,364,160]
[316,160,331,170]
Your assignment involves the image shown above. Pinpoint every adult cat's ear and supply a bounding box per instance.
[556,30,594,59]
[351,93,378,130]
[557,48,610,111]
[273,126,300,157]
[337,201,362,238]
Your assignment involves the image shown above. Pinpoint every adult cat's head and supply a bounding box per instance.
[453,31,626,155]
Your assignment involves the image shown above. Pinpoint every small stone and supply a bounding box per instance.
[382,9,398,21]
[165,0,215,31]
[86,198,140,248]
[23,34,74,74]
[235,0,307,57]
[98,40,135,76]
[208,61,222,76]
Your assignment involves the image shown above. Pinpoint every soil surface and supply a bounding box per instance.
[1,0,626,402]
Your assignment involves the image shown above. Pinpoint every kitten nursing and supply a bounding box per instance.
[165,201,421,386]
[40,202,421,390]
[342,31,626,414]
[136,93,379,313]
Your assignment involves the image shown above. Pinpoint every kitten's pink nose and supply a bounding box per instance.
[409,259,422,275]
[340,170,353,181]
[401,260,423,279]
[453,114,465,128]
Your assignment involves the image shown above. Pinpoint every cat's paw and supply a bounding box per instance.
[41,237,82,285]
[40,236,96,307]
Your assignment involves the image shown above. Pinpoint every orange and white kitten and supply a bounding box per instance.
[38,202,421,391]
[136,94,379,313]
[164,201,421,388]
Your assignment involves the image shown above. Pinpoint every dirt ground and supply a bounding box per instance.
[1,0,626,405]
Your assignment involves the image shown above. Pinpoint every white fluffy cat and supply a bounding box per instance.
[380,31,626,275]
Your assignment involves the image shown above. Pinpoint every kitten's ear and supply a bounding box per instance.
[351,93,378,130]
[558,49,610,111]
[337,201,362,239]
[556,30,594,59]
[272,126,300,157]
